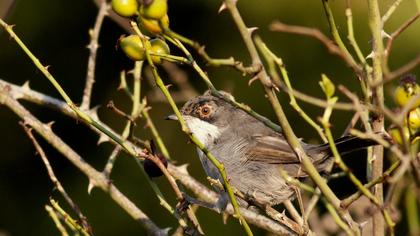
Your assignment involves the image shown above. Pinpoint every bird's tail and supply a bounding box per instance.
[331,135,379,155]
[309,135,383,172]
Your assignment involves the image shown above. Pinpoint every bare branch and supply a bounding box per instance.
[21,123,92,235]
[80,1,108,110]
[270,21,362,75]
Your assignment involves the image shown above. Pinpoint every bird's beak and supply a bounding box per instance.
[165,114,178,121]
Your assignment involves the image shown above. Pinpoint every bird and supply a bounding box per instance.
[167,90,378,210]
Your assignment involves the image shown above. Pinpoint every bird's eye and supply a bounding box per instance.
[200,105,211,116]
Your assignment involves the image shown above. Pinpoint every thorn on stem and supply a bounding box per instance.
[218,3,227,13]
[22,81,31,89]
[46,121,55,129]
[248,75,259,86]
[247,27,258,35]
[165,84,173,90]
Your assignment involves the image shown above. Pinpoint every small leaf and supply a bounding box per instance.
[319,74,335,99]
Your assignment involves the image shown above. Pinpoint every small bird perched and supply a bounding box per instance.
[167,90,377,210]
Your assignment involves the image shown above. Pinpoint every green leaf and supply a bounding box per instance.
[319,74,335,99]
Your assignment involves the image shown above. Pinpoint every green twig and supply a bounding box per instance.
[321,0,362,76]
[164,29,260,75]
[341,160,400,207]
[45,205,69,236]
[255,37,327,143]
[345,0,372,98]
[141,103,171,160]
[381,0,404,24]
[50,199,90,236]
[345,1,367,66]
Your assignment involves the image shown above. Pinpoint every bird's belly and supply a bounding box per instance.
[226,162,295,205]
[198,148,294,205]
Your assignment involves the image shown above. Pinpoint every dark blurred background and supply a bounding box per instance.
[0,0,419,235]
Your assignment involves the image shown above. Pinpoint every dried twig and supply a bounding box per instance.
[21,123,92,235]
[269,20,362,75]
[384,53,420,84]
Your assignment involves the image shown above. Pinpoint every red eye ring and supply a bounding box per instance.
[201,106,211,115]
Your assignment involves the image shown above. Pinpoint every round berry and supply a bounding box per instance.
[138,14,169,35]
[149,38,170,64]
[140,0,168,20]
[119,35,150,61]
[394,74,420,109]
[388,126,410,145]
[111,0,139,17]
[408,108,420,130]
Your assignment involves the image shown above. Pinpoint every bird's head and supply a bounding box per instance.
[166,91,236,146]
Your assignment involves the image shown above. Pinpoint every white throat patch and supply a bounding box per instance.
[184,116,221,146]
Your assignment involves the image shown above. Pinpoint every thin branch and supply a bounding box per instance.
[345,0,368,66]
[49,199,90,236]
[255,36,328,142]
[139,152,203,235]
[141,105,171,158]
[284,200,304,227]
[382,13,420,76]
[345,0,373,95]
[80,1,108,110]
[381,0,405,24]
[341,159,400,208]
[164,30,260,76]
[320,0,363,76]
[21,123,92,235]
[278,168,355,235]
[45,205,69,236]
[269,20,362,75]
[161,62,198,98]
[384,53,420,83]
[386,13,419,57]
[280,84,356,111]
